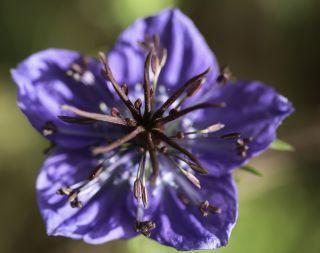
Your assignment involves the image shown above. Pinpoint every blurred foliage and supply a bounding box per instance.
[0,0,319,253]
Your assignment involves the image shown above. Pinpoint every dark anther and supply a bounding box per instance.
[57,186,72,195]
[159,146,168,154]
[68,190,83,208]
[169,108,178,115]
[134,178,143,200]
[66,58,89,81]
[58,115,96,124]
[177,193,190,205]
[176,131,185,139]
[42,121,57,136]
[134,98,142,111]
[121,84,129,96]
[143,50,153,116]
[169,153,208,174]
[111,107,121,118]
[158,102,224,125]
[188,163,208,174]
[57,188,83,209]
[236,137,252,157]
[137,147,145,154]
[220,132,241,139]
[147,132,159,185]
[61,105,135,127]
[199,200,221,217]
[142,185,149,208]
[217,65,232,84]
[151,53,160,73]
[88,164,104,180]
[70,198,83,208]
[186,77,206,97]
[150,88,154,99]
[125,118,137,127]
[135,220,156,237]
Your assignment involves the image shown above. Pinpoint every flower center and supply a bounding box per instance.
[45,34,251,237]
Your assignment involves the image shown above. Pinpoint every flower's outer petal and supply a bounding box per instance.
[11,48,117,148]
[37,148,136,244]
[188,80,294,176]
[150,174,237,250]
[108,8,219,98]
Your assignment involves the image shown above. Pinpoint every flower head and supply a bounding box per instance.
[11,8,293,250]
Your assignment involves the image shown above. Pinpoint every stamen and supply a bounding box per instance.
[92,126,145,155]
[57,186,72,195]
[88,163,104,181]
[121,84,129,96]
[220,132,241,139]
[236,137,253,157]
[154,130,202,167]
[157,102,225,125]
[143,50,153,117]
[134,154,146,201]
[169,158,201,189]
[98,52,141,121]
[142,185,149,208]
[199,200,221,217]
[169,153,208,174]
[135,220,156,237]
[200,123,225,134]
[151,53,160,74]
[61,105,134,127]
[134,98,142,113]
[176,131,185,139]
[69,191,83,208]
[58,116,96,124]
[134,178,143,200]
[57,153,133,209]
[147,132,159,185]
[137,147,145,154]
[152,68,210,119]
[169,123,225,139]
[177,193,190,205]
[111,107,121,118]
[159,145,168,154]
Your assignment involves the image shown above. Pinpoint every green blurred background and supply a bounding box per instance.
[0,0,319,252]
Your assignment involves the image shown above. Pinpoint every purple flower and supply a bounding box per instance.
[11,8,293,251]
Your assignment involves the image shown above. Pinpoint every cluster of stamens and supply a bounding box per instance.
[42,35,252,237]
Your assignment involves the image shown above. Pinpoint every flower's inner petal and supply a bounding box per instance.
[148,169,237,250]
[12,49,125,148]
[37,148,137,243]
[187,81,294,175]
[108,9,219,103]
